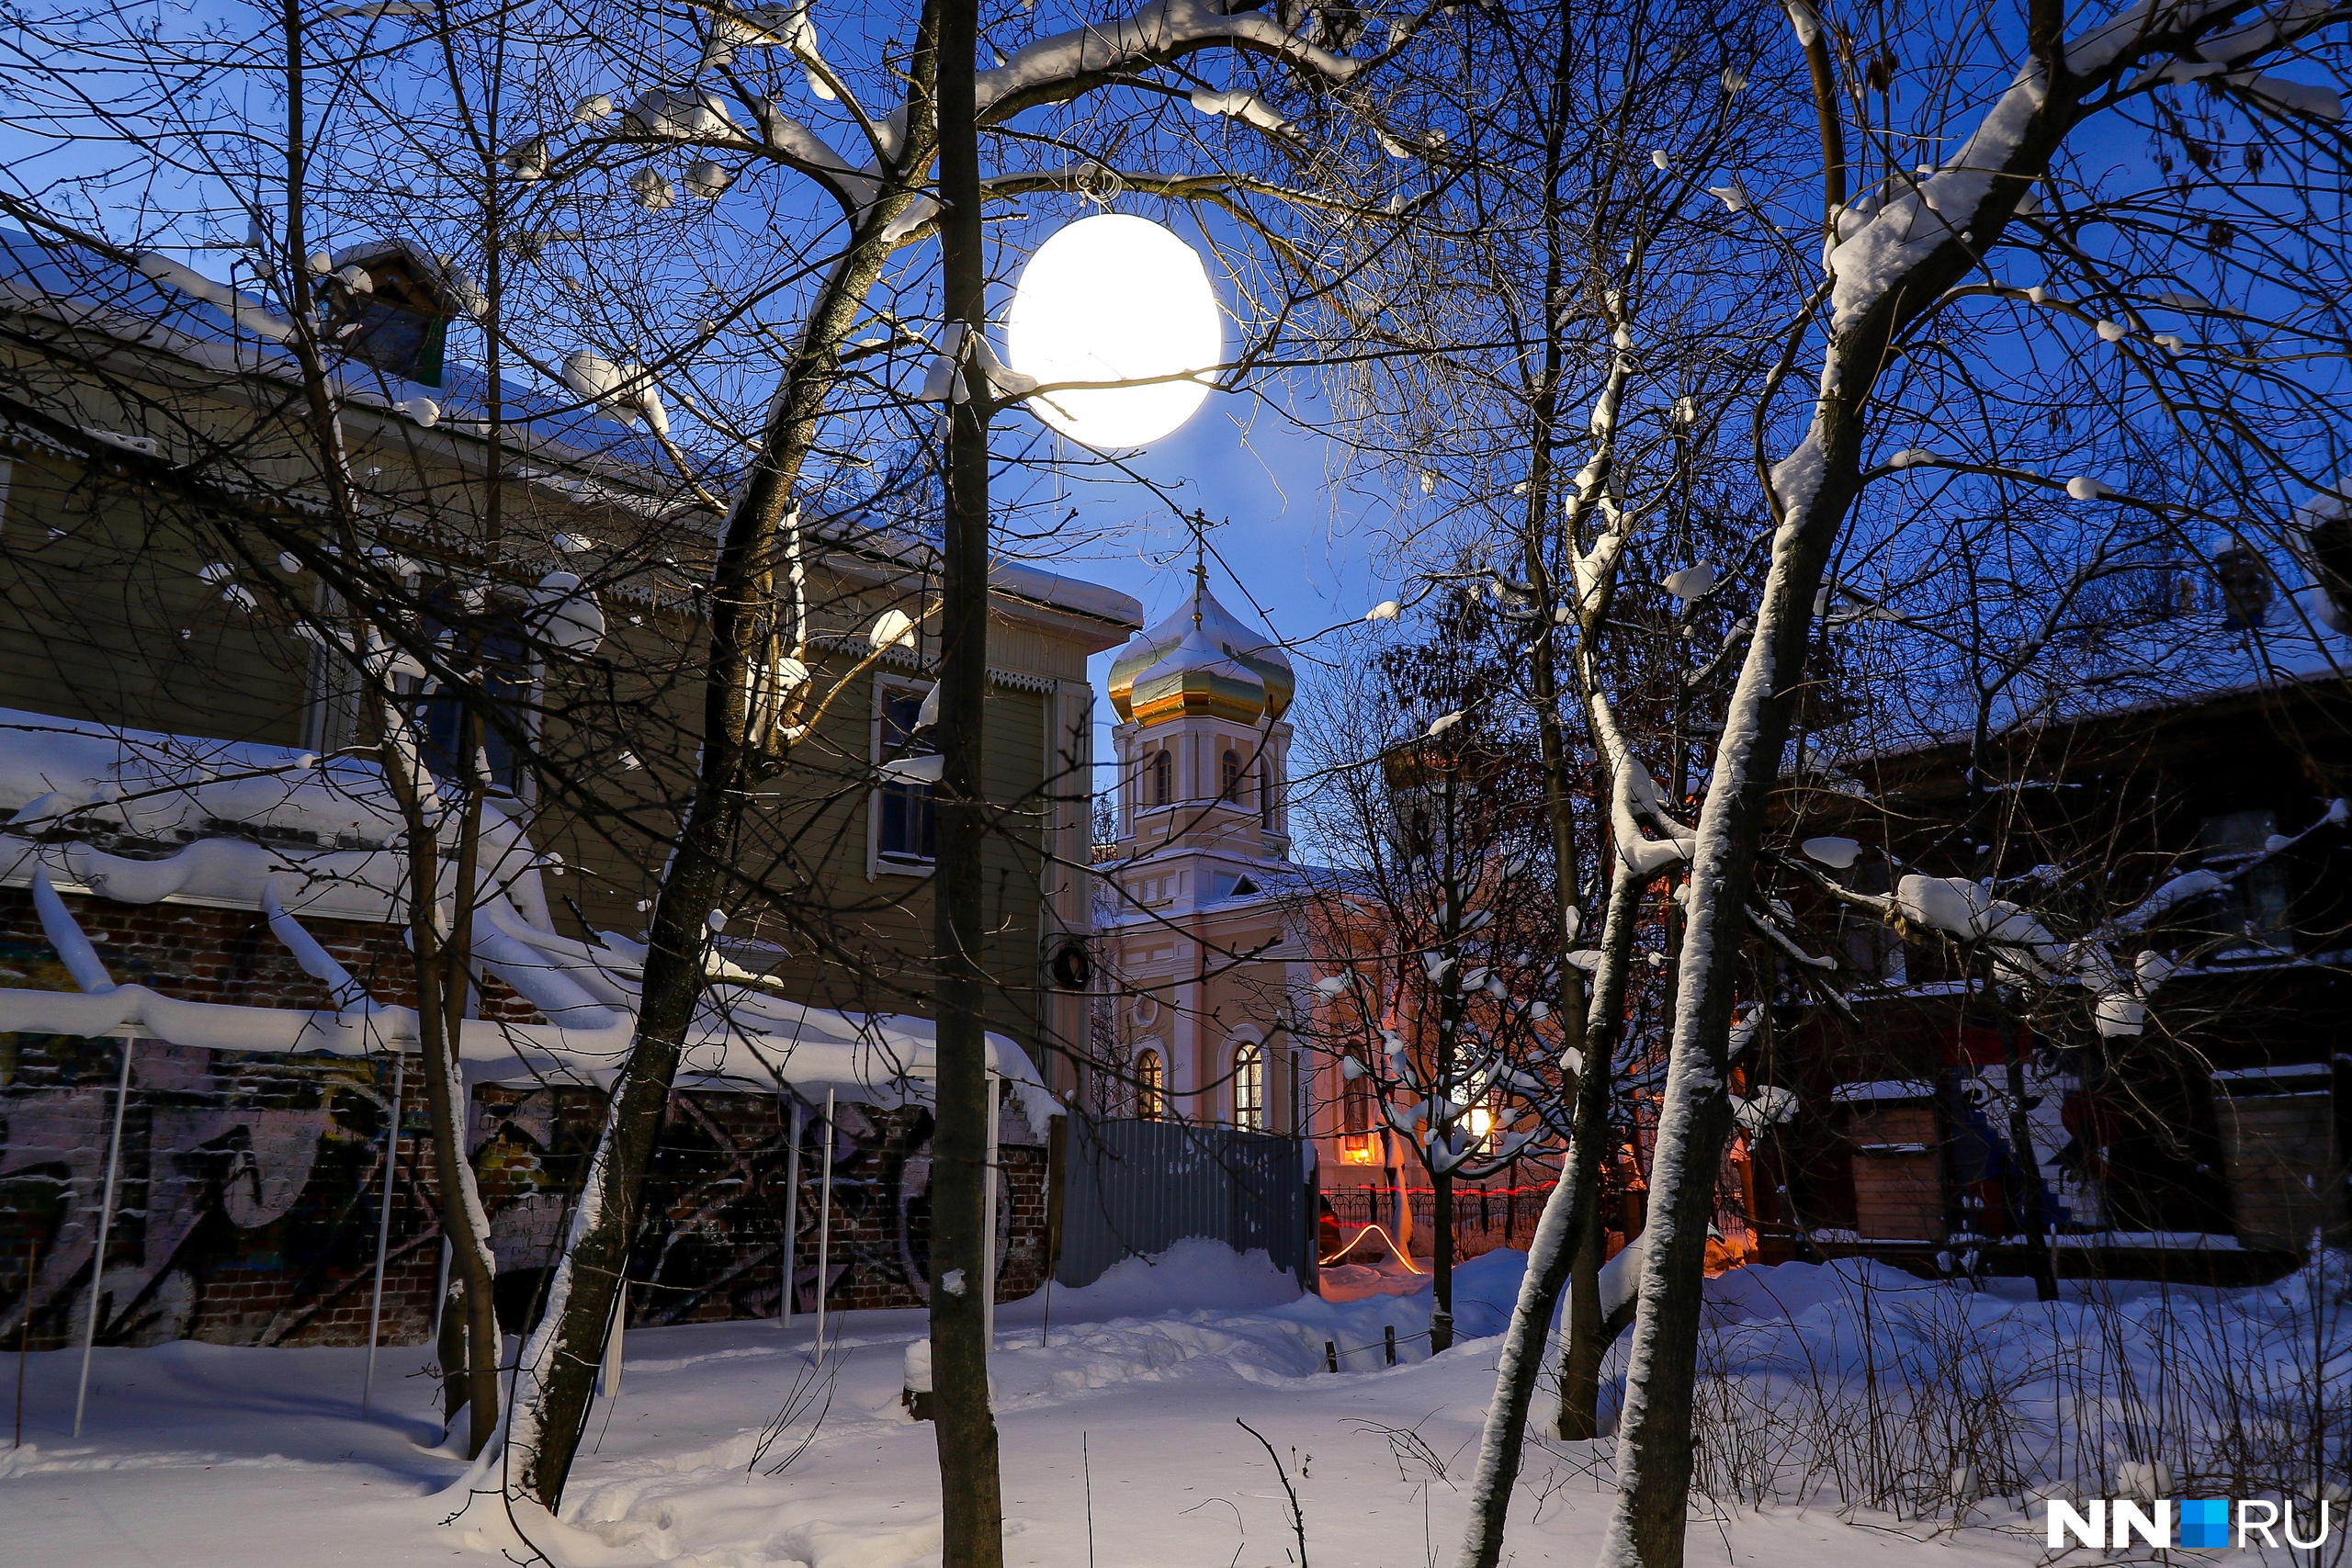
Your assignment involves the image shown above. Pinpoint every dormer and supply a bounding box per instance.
[324,240,470,388]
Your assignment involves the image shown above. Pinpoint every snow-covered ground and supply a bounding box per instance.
[4,1243,2338,1568]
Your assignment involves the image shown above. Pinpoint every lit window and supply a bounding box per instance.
[876,686,935,862]
[1136,1048,1165,1121]
[1465,1097,1498,1154]
[1231,1039,1265,1131]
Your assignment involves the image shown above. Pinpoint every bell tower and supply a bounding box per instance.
[1095,557,1304,1129]
[1104,558,1295,874]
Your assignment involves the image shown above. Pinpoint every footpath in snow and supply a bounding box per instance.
[3,1240,2341,1567]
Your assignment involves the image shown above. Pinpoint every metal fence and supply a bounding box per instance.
[1323,1180,1552,1263]
[1053,1115,1314,1288]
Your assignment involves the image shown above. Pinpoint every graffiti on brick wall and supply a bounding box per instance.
[470,1084,1046,1329]
[0,1023,418,1351]
[3,1027,1050,1348]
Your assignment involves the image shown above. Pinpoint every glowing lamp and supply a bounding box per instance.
[1005,213,1222,449]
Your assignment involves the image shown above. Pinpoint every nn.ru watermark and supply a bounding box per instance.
[2047,1498,2335,1550]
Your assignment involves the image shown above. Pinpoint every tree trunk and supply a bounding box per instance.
[1452,862,1644,1568]
[371,712,503,1459]
[1430,1167,1454,1353]
[1388,1137,1413,1259]
[499,108,936,1516]
[1555,1213,1605,1439]
[931,1,1005,1563]
[1594,361,1869,1568]
[416,1015,501,1456]
[1553,859,1645,1441]
[437,1271,469,1426]
[2001,1021,2059,1301]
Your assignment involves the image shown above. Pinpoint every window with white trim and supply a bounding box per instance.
[875,682,935,864]
[1230,1038,1265,1132]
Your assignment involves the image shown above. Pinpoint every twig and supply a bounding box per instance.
[15,1232,34,1447]
[1237,1417,1309,1568]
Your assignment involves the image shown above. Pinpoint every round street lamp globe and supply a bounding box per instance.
[1006,213,1223,450]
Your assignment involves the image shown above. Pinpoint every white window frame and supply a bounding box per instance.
[1227,1031,1267,1132]
[867,672,937,878]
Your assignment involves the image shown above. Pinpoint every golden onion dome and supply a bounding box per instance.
[1106,576,1295,724]
[1127,623,1268,728]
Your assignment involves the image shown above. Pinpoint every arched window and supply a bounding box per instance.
[1342,1067,1372,1133]
[1135,1048,1166,1120]
[1220,749,1243,804]
[1230,1039,1265,1131]
[1150,749,1172,807]
[1467,1095,1500,1154]
[1259,755,1274,828]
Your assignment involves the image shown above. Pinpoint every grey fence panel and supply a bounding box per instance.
[1054,1115,1313,1289]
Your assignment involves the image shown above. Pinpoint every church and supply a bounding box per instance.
[1088,565,1544,1272]
[1092,565,1312,1135]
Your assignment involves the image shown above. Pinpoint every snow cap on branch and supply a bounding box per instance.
[1188,86,1289,134]
[1800,835,1860,869]
[1661,562,1717,600]
[975,0,1367,124]
[624,88,741,141]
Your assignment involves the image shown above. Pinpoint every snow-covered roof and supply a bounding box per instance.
[1830,1078,1939,1102]
[0,227,1144,637]
[1819,592,2352,776]
[1097,852,1331,931]
[0,228,678,479]
[0,705,525,924]
[0,704,1048,1119]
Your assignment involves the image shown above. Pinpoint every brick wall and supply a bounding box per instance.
[3,1041,1053,1349]
[471,1081,1051,1329]
[2,886,1051,1348]
[0,1032,438,1350]
[0,884,539,1021]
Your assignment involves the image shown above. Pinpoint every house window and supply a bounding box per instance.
[1135,1047,1165,1120]
[1838,854,1905,983]
[1466,1094,1499,1154]
[1150,749,1172,807]
[1231,1039,1265,1131]
[2199,808,2290,942]
[876,685,936,863]
[1221,749,1243,804]
[411,581,528,795]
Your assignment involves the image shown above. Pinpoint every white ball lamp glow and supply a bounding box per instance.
[1005,213,1223,450]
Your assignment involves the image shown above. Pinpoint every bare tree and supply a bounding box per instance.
[1596,3,2352,1562]
[3,0,1463,1548]
[1289,590,1569,1350]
